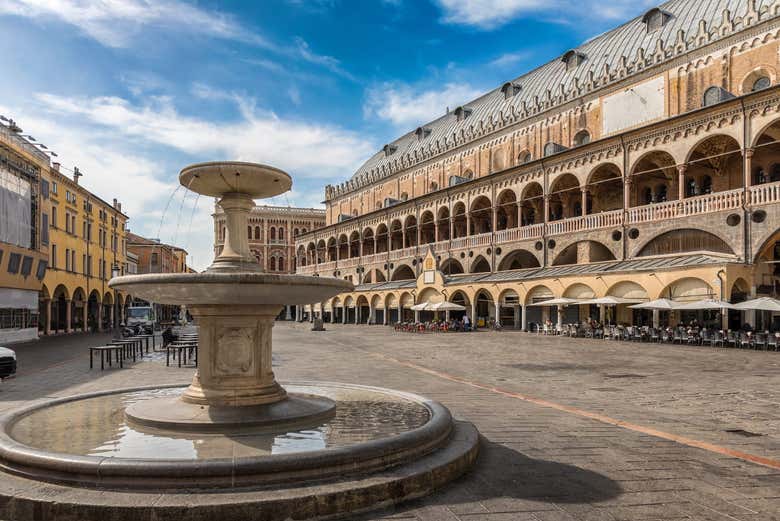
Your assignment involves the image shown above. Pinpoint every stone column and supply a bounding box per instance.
[677,165,687,200]
[330,307,336,323]
[82,303,88,332]
[65,299,72,333]
[310,305,315,323]
[97,304,104,332]
[369,305,375,325]
[471,301,477,326]
[652,309,660,329]
[342,307,347,324]
[745,147,754,189]
[623,176,632,210]
[397,302,403,323]
[383,306,388,325]
[521,305,528,331]
[466,214,472,236]
[494,301,500,324]
[513,305,520,329]
[599,305,606,324]
[285,305,292,320]
[449,215,454,241]
[109,303,115,330]
[43,299,51,335]
[355,306,360,324]
[211,193,258,272]
[747,286,757,329]
[543,194,550,223]
[556,304,564,332]
[581,187,589,215]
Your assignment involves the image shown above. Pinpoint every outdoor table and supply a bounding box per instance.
[89,345,124,370]
[108,339,141,362]
[133,334,155,353]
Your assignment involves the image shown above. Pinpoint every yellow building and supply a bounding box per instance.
[295,0,780,331]
[0,119,49,344]
[39,163,129,335]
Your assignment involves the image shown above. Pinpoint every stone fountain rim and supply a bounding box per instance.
[109,272,354,288]
[180,160,291,179]
[0,381,453,488]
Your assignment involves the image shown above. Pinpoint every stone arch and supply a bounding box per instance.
[417,287,443,304]
[370,294,383,309]
[349,230,361,258]
[749,117,780,185]
[607,281,649,300]
[520,181,544,225]
[404,215,418,247]
[730,277,750,302]
[548,173,580,220]
[629,150,678,206]
[470,255,491,273]
[452,201,467,238]
[385,293,398,308]
[103,291,113,305]
[52,284,69,301]
[376,223,389,254]
[473,288,495,320]
[440,257,464,275]
[637,229,734,257]
[436,206,450,241]
[740,67,774,95]
[419,210,435,244]
[361,227,375,256]
[659,277,714,301]
[391,264,415,281]
[684,134,741,197]
[497,249,540,271]
[449,289,471,308]
[563,283,595,299]
[586,163,623,212]
[525,284,554,304]
[573,129,591,146]
[469,195,492,235]
[496,189,518,230]
[518,150,532,164]
[553,240,616,266]
[390,219,403,250]
[498,288,520,305]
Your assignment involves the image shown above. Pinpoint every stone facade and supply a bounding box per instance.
[294,1,780,330]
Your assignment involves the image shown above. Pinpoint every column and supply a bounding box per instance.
[599,305,606,324]
[556,304,564,332]
[677,165,687,201]
[466,214,472,235]
[434,222,439,242]
[397,302,403,323]
[383,306,388,325]
[513,305,520,329]
[471,301,477,326]
[623,176,632,211]
[97,304,104,332]
[82,303,88,332]
[43,299,51,335]
[652,309,660,329]
[310,305,315,323]
[449,214,454,241]
[491,207,498,234]
[747,285,757,328]
[285,305,292,320]
[521,305,528,331]
[494,301,500,325]
[355,306,359,324]
[543,194,550,223]
[65,299,72,333]
[109,302,115,330]
[369,306,375,325]
[581,187,589,216]
[745,147,754,190]
[342,307,347,324]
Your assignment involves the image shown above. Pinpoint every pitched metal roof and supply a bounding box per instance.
[333,0,776,196]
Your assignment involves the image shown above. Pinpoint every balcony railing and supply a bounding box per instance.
[389,246,417,261]
[494,223,544,243]
[749,180,780,205]
[548,209,623,236]
[339,257,359,268]
[627,188,743,224]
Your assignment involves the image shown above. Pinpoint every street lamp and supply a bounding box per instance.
[111,264,120,339]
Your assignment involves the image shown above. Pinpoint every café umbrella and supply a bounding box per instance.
[579,296,643,306]
[628,298,678,310]
[674,299,736,310]
[732,297,780,311]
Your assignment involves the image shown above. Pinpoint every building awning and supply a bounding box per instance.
[0,288,38,310]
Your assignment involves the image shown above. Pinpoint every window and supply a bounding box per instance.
[36,260,47,280]
[65,248,70,271]
[7,253,21,274]
[51,181,57,195]
[248,226,252,239]
[41,179,49,199]
[20,256,33,277]
[71,250,76,272]
[453,106,472,122]
[642,8,668,32]
[294,228,299,237]
[561,50,585,71]
[400,192,409,201]
[41,214,49,245]
[544,142,565,157]
[151,252,159,267]
[415,127,431,141]
[51,244,57,268]
[270,257,276,271]
[383,144,398,157]
[279,257,285,271]
[518,151,532,164]
[430,181,439,191]
[270,227,276,240]
[254,226,260,240]
[703,86,724,107]
[573,130,591,146]
[51,206,57,228]
[302,228,307,234]
[501,82,521,99]
[752,76,771,92]
[279,228,284,241]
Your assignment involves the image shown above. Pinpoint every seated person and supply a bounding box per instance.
[162,326,177,347]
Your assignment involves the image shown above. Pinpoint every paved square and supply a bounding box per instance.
[2,325,780,520]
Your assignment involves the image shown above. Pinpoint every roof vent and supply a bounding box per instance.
[453,106,472,122]
[415,126,432,141]
[561,50,586,71]
[501,82,522,99]
[642,8,670,32]
[383,144,398,157]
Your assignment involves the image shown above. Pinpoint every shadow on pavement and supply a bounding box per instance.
[359,437,623,519]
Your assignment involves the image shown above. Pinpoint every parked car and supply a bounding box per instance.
[0,347,17,380]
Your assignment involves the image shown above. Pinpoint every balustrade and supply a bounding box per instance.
[627,189,744,224]
[547,209,623,236]
[749,181,780,205]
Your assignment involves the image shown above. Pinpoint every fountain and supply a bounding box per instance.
[0,162,479,521]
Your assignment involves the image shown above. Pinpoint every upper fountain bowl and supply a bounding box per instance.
[180,161,292,199]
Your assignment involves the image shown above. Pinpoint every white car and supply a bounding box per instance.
[0,347,17,380]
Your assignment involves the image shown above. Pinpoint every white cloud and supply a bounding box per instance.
[434,0,654,30]
[34,92,375,178]
[489,51,532,68]
[364,81,483,128]
[0,0,267,48]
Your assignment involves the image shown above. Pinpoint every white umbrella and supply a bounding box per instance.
[675,299,736,310]
[732,297,780,312]
[580,296,643,306]
[430,301,466,311]
[628,298,678,310]
[410,303,428,311]
[528,297,580,307]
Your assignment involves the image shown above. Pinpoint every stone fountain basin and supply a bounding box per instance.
[109,273,352,306]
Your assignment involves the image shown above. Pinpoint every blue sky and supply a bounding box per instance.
[0,0,655,270]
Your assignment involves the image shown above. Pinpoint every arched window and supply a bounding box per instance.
[254,226,260,240]
[294,228,299,237]
[302,228,307,234]
[400,192,409,201]
[642,8,668,32]
[270,227,276,240]
[430,181,438,191]
[270,257,276,271]
[278,257,285,271]
[573,130,590,146]
[279,228,284,241]
[247,226,252,239]
[518,151,532,164]
[752,76,771,92]
[703,86,721,107]
[544,142,559,157]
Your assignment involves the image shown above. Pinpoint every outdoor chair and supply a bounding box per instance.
[699,330,711,346]
[709,330,724,348]
[660,329,671,343]
[754,332,767,350]
[632,327,643,342]
[672,328,684,344]
[767,332,779,351]
[738,332,752,349]
[649,328,660,342]
[726,331,737,348]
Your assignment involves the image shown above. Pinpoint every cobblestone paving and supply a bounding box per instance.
[2,325,780,520]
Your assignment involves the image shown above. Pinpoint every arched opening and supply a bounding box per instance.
[637,229,734,257]
[270,227,276,240]
[573,130,591,146]
[474,289,495,325]
[586,164,623,213]
[525,285,555,331]
[400,292,415,321]
[518,150,532,164]
[449,290,469,320]
[630,151,677,206]
[356,295,370,324]
[685,134,741,196]
[436,207,450,241]
[376,223,389,254]
[452,202,467,238]
[751,119,780,185]
[470,255,491,273]
[316,239,326,263]
[607,281,651,325]
[325,237,336,262]
[254,226,260,240]
[390,220,403,250]
[520,182,543,226]
[562,283,596,325]
[306,243,316,265]
[419,211,435,244]
[270,257,277,271]
[391,264,415,281]
[72,287,86,332]
[497,249,540,270]
[469,196,492,235]
[297,245,307,267]
[498,289,521,328]
[440,258,464,275]
[553,240,616,265]
[338,234,349,259]
[496,190,518,230]
[362,228,375,256]
[548,174,580,220]
[349,231,360,258]
[404,215,418,247]
[279,228,284,241]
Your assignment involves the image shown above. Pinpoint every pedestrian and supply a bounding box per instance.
[463,314,471,332]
